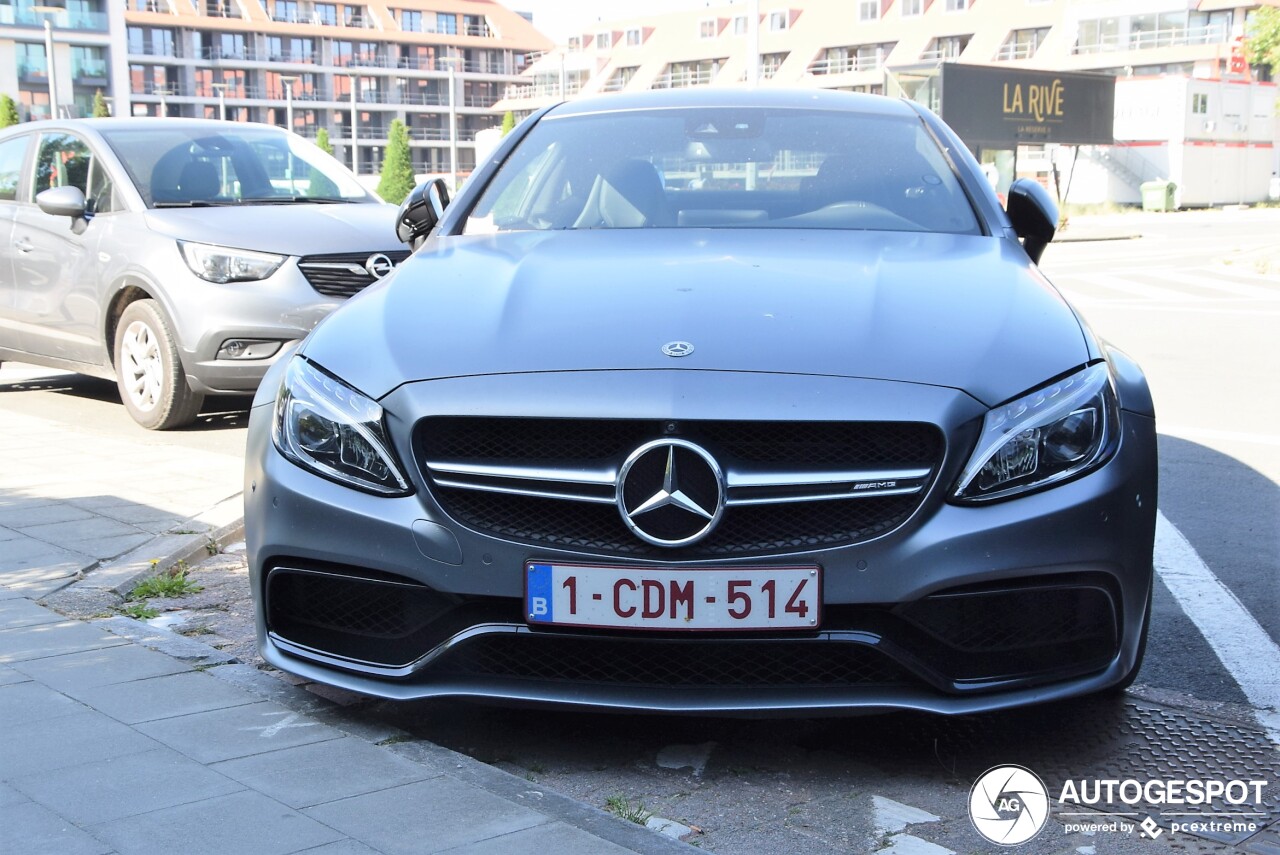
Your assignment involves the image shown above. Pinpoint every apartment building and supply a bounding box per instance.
[0,0,550,176]
[495,0,1279,204]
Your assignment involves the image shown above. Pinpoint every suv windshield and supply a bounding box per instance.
[100,126,372,207]
[465,106,980,235]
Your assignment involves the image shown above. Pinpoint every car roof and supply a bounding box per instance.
[547,88,921,120]
[0,117,288,138]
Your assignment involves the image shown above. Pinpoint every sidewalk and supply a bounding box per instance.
[0,374,691,855]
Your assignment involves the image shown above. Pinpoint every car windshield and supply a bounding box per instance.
[465,106,980,235]
[99,126,372,208]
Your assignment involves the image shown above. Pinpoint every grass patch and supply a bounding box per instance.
[375,734,415,746]
[128,561,202,600]
[178,624,214,636]
[605,795,652,826]
[120,602,159,620]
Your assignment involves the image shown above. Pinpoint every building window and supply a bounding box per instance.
[1192,92,1208,113]
[859,0,878,21]
[923,35,970,60]
[596,31,611,49]
[733,16,748,34]
[759,52,787,79]
[602,65,637,92]
[811,42,895,73]
[436,12,456,35]
[400,10,421,31]
[567,36,581,51]
[699,19,717,38]
[769,11,788,31]
[653,58,723,89]
[946,0,966,11]
[901,0,922,16]
[313,3,336,25]
[626,28,641,46]
[996,27,1050,60]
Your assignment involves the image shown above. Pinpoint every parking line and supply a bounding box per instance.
[1155,512,1280,744]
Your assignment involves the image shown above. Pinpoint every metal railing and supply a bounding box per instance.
[132,82,187,96]
[808,55,884,74]
[994,42,1038,60]
[399,91,450,106]
[127,43,181,58]
[650,68,716,89]
[73,61,109,79]
[0,7,108,29]
[1072,24,1228,54]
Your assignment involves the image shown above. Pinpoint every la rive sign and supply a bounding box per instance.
[940,64,1115,147]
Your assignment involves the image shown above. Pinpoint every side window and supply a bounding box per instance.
[0,136,29,201]
[86,157,117,214]
[32,132,92,201]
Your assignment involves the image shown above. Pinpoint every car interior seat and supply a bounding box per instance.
[574,159,672,228]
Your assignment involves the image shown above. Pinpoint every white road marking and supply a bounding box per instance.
[872,796,941,834]
[1150,270,1280,301]
[878,836,955,854]
[1072,273,1205,302]
[1154,512,1280,744]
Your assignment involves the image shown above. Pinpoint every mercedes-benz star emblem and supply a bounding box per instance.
[365,253,395,279]
[661,341,695,358]
[617,439,724,547]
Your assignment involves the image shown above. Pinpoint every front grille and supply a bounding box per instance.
[419,417,943,558]
[428,635,912,688]
[298,250,411,298]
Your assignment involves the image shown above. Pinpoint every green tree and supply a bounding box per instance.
[314,126,333,156]
[92,90,110,118]
[0,95,20,128]
[1245,6,1280,78]
[376,119,415,204]
[500,110,515,136]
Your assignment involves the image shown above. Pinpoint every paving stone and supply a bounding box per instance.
[135,700,344,764]
[0,502,97,528]
[0,620,127,664]
[12,642,189,692]
[212,736,435,809]
[303,778,548,855]
[62,532,153,562]
[19,516,144,544]
[74,670,257,724]
[0,664,31,686]
[9,747,244,826]
[443,820,641,855]
[0,597,64,630]
[0,680,85,727]
[0,800,113,855]
[0,710,160,778]
[91,790,343,855]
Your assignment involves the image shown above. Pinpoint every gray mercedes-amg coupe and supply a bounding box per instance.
[244,89,1157,715]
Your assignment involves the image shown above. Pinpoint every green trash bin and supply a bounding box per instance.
[1140,180,1177,212]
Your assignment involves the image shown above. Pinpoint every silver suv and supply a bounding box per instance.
[0,118,402,429]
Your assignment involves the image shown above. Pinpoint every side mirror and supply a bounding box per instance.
[36,185,89,234]
[1005,178,1057,264]
[396,178,450,246]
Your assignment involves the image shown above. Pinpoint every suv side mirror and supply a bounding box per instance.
[1005,178,1057,264]
[396,178,450,246]
[36,185,89,235]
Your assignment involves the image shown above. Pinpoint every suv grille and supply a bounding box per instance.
[419,418,943,559]
[298,250,411,298]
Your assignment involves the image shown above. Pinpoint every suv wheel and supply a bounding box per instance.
[114,300,204,430]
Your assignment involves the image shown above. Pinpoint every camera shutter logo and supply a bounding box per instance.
[969,765,1050,846]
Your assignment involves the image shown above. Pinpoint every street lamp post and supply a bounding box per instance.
[347,72,359,174]
[211,82,228,120]
[438,56,460,192]
[280,75,299,133]
[31,5,62,119]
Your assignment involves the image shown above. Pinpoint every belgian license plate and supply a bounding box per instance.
[525,562,821,631]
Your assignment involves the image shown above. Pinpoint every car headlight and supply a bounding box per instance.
[952,362,1117,503]
[179,241,285,283]
[272,356,411,496]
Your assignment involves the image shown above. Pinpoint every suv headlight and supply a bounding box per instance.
[272,356,411,496]
[179,241,285,283]
[952,362,1117,503]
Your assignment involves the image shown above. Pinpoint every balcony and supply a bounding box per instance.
[400,91,450,106]
[0,6,108,30]
[133,82,186,96]
[808,55,883,75]
[18,61,48,82]
[503,82,563,100]
[1072,24,1228,54]
[128,43,180,58]
[995,42,1037,61]
[73,60,110,81]
[650,68,716,89]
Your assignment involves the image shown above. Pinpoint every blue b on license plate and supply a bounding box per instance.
[525,562,821,631]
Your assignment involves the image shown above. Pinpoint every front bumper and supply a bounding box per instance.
[244,370,1157,714]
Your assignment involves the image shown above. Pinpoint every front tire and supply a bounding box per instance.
[114,300,204,430]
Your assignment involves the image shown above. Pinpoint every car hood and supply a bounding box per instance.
[302,229,1089,407]
[142,203,400,256]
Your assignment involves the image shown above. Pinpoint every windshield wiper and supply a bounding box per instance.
[152,200,240,208]
[237,196,356,204]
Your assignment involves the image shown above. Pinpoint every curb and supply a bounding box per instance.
[68,494,246,598]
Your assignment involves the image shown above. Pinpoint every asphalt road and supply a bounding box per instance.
[2,207,1277,854]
